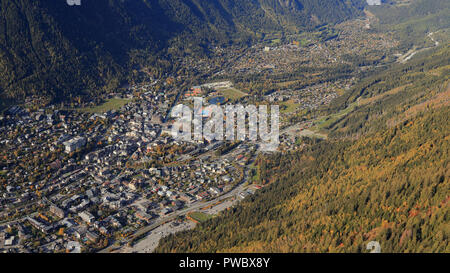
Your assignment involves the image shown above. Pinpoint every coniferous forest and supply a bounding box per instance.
[156,45,449,253]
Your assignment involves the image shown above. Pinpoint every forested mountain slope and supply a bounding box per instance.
[0,0,365,103]
[368,0,450,50]
[155,46,450,253]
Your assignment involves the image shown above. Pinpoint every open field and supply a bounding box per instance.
[79,98,130,114]
[188,212,214,223]
[270,38,281,46]
[297,129,327,140]
[282,122,328,141]
[217,87,247,100]
[312,103,357,131]
[279,100,300,114]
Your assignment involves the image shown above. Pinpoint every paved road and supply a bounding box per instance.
[98,180,247,253]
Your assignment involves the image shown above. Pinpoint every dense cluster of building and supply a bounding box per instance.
[0,82,256,253]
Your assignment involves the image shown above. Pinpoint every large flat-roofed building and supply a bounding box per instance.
[27,217,52,234]
[78,211,95,224]
[63,137,86,153]
[50,205,65,218]
[367,0,381,5]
